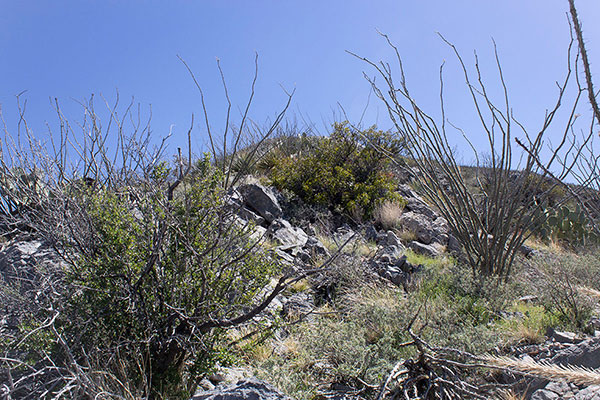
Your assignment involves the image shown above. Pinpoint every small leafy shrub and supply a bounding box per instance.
[411,258,533,351]
[416,266,494,327]
[72,158,278,396]
[269,122,405,219]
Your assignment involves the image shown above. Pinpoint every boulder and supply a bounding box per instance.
[333,225,358,246]
[398,211,448,245]
[531,381,600,400]
[397,184,422,201]
[271,248,296,265]
[364,225,378,242]
[575,386,600,399]
[447,234,462,253]
[384,230,403,248]
[395,254,409,272]
[370,247,421,288]
[0,240,64,292]
[530,338,600,399]
[389,269,408,286]
[238,207,266,226]
[431,217,449,244]
[238,183,283,223]
[408,241,441,258]
[193,378,290,400]
[397,184,439,218]
[226,189,267,225]
[305,236,330,258]
[531,389,560,400]
[520,244,539,258]
[549,329,578,344]
[379,245,404,259]
[375,231,389,244]
[282,292,314,318]
[398,212,432,243]
[249,225,267,242]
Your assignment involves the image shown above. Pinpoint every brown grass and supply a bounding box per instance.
[523,236,567,253]
[511,324,545,345]
[495,389,526,400]
[577,285,600,299]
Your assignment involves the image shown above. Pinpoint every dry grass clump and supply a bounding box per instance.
[397,229,417,242]
[523,236,567,253]
[352,240,378,257]
[373,200,405,230]
[483,355,600,386]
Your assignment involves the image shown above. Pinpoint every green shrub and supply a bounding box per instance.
[269,122,405,219]
[6,157,281,399]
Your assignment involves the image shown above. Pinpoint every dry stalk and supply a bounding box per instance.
[483,355,600,387]
[350,25,581,280]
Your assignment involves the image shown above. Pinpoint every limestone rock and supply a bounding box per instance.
[384,230,403,247]
[575,385,600,399]
[305,236,330,258]
[405,197,438,219]
[531,338,600,399]
[531,389,561,400]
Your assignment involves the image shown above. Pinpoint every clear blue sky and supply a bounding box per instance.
[1,1,599,161]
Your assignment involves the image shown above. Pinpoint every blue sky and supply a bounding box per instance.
[1,1,599,161]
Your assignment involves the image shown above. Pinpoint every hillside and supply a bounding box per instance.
[1,120,600,400]
[2,2,600,396]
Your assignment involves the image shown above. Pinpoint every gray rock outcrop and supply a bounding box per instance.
[370,247,422,289]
